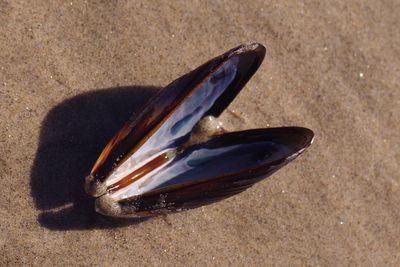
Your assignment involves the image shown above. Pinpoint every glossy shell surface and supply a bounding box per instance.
[85,43,314,218]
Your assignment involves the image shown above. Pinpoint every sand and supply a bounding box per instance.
[1,1,399,266]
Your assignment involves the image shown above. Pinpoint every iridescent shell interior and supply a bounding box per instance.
[85,43,314,217]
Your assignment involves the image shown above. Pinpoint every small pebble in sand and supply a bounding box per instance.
[340,221,344,225]
[359,72,364,78]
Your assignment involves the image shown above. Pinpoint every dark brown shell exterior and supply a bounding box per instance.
[85,43,314,218]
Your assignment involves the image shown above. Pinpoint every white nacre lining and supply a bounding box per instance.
[106,56,239,199]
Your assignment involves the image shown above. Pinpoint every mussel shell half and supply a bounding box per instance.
[86,43,266,195]
[98,127,313,217]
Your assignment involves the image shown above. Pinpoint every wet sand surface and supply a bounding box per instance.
[1,1,399,265]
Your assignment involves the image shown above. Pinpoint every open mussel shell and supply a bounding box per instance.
[85,42,314,218]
